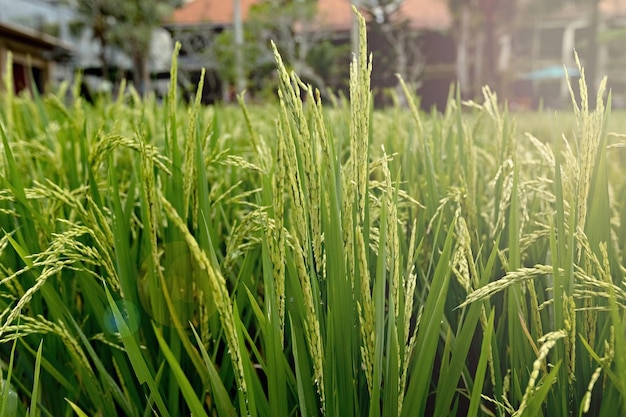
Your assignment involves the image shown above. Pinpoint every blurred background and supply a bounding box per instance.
[0,0,623,110]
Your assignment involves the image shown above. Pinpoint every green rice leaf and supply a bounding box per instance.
[433,287,484,417]
[28,339,43,417]
[520,361,561,417]
[0,339,19,417]
[190,326,238,417]
[401,217,455,417]
[468,309,495,417]
[103,287,170,417]
[289,314,318,417]
[152,324,208,417]
[65,399,90,417]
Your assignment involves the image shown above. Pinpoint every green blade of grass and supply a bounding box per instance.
[603,247,626,415]
[520,361,561,417]
[289,313,318,417]
[551,130,568,411]
[0,339,19,417]
[233,302,259,417]
[103,286,170,417]
[401,217,455,417]
[507,163,533,383]
[152,323,209,417]
[0,123,44,246]
[370,194,388,417]
[108,153,138,311]
[260,238,288,417]
[433,288,484,417]
[382,299,399,417]
[467,309,495,417]
[17,339,75,396]
[28,339,43,417]
[66,305,136,416]
[65,399,90,417]
[585,93,616,274]
[190,326,238,417]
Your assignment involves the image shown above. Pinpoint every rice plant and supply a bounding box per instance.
[0,10,625,417]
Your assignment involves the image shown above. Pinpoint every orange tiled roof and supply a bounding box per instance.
[396,0,451,30]
[170,0,451,31]
[316,0,451,31]
[170,0,262,26]
[601,0,626,16]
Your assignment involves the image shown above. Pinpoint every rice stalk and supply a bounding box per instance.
[565,53,607,241]
[2,52,14,131]
[514,330,566,417]
[357,223,374,394]
[344,9,372,290]
[272,44,322,278]
[183,68,205,228]
[159,194,248,402]
[289,232,325,408]
[269,131,286,338]
[459,265,559,308]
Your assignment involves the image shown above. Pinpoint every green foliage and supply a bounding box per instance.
[71,0,174,91]
[213,26,265,87]
[0,10,626,417]
[214,0,349,96]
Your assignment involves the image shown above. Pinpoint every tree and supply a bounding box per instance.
[69,0,117,80]
[233,0,245,93]
[70,0,176,94]
[356,0,425,105]
[107,0,173,95]
[214,0,349,99]
[585,0,600,106]
[447,0,517,97]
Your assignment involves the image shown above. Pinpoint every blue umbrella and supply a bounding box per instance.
[524,65,580,80]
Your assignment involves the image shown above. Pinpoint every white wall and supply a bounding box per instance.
[0,0,173,78]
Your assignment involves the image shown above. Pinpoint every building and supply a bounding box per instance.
[506,0,626,108]
[165,0,455,108]
[0,20,71,94]
[0,0,173,96]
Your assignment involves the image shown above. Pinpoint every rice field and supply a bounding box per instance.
[1,14,626,417]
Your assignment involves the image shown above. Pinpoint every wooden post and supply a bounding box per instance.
[586,0,600,107]
[233,0,245,94]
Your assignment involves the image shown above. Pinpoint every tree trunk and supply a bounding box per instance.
[133,52,149,96]
[93,8,109,82]
[97,35,109,82]
[473,31,484,96]
[379,23,410,107]
[233,0,245,94]
[394,42,409,107]
[456,5,470,97]
[481,0,498,90]
[586,0,600,107]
